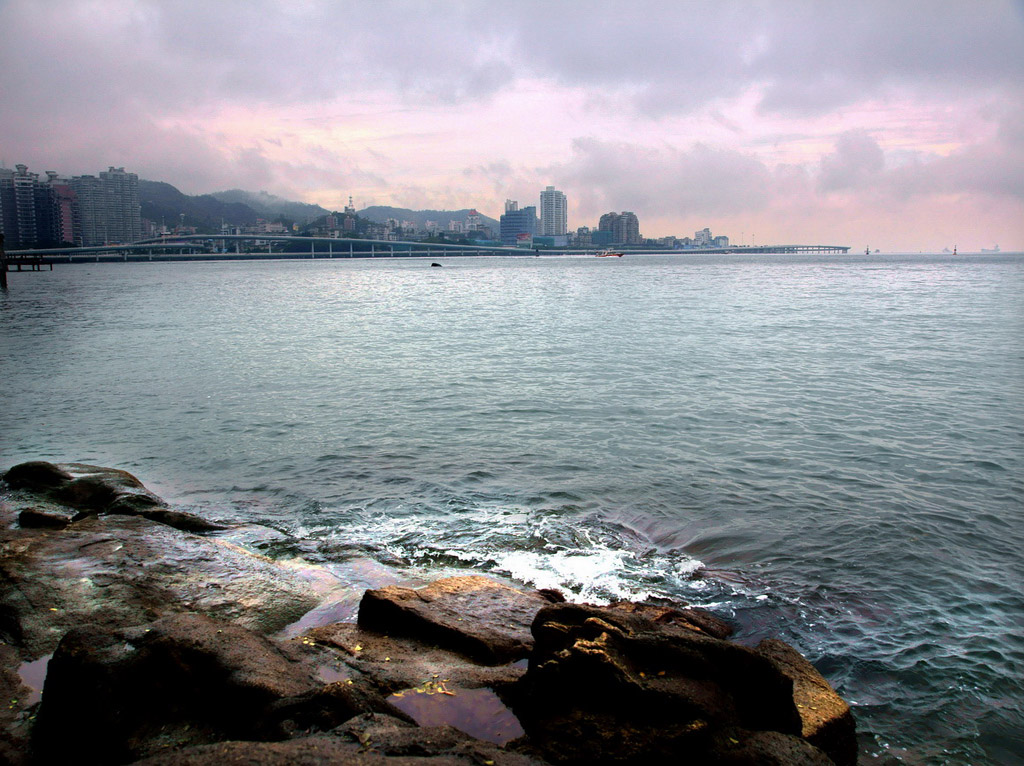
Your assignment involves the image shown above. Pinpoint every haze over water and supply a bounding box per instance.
[2,253,1022,764]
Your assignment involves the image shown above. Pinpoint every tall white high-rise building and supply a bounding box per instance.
[539,185,567,236]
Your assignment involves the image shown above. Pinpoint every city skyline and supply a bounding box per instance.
[1,2,1022,252]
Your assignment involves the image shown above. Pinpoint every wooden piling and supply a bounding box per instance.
[0,233,8,290]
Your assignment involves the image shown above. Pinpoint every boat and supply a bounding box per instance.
[595,250,624,257]
[981,245,1000,253]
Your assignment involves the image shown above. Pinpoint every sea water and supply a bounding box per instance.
[1,253,1022,764]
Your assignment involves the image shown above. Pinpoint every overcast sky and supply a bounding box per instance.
[3,0,1022,250]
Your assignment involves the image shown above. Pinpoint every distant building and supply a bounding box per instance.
[533,234,569,248]
[99,167,141,244]
[0,164,64,249]
[694,227,712,247]
[500,199,537,246]
[598,211,641,245]
[575,226,592,247]
[714,235,729,247]
[539,185,567,236]
[67,167,141,246]
[45,172,76,245]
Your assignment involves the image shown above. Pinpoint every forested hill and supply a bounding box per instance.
[359,206,499,230]
[139,180,497,234]
[138,181,262,230]
[210,189,330,221]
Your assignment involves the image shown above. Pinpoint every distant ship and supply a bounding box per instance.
[981,245,1001,253]
[595,250,624,257]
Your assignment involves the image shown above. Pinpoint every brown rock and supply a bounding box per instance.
[0,513,322,655]
[17,506,73,529]
[2,461,72,491]
[129,713,548,765]
[358,576,554,664]
[756,638,856,766]
[306,622,527,695]
[3,461,223,531]
[514,603,802,765]
[56,468,161,512]
[33,613,322,763]
[606,600,735,639]
[0,643,31,766]
[264,679,414,739]
[136,507,228,533]
[709,728,836,765]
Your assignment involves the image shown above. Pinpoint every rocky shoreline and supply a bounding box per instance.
[0,461,855,765]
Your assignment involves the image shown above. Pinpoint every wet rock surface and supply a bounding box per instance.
[0,461,854,765]
[3,461,223,532]
[756,638,857,766]
[511,602,839,765]
[33,613,321,763]
[358,576,561,665]
[0,511,322,655]
[129,712,546,765]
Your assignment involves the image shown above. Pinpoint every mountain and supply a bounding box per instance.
[138,180,261,230]
[358,206,499,231]
[211,189,330,221]
[138,180,499,235]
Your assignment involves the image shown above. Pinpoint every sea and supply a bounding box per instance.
[1,252,1022,764]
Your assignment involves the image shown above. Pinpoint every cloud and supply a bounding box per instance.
[817,107,1024,201]
[819,131,886,192]
[552,138,774,223]
[1,0,1021,249]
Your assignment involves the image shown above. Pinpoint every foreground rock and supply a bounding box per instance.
[33,613,411,764]
[130,713,546,765]
[358,576,563,665]
[3,461,224,532]
[756,639,857,766]
[0,511,324,656]
[1,461,856,765]
[511,603,843,765]
[307,621,528,696]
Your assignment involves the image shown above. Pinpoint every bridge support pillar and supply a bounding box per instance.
[0,233,7,290]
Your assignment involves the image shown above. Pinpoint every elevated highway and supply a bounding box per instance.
[6,235,851,263]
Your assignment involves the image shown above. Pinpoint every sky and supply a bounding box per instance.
[2,0,1023,251]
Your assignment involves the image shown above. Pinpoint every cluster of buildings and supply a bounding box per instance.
[1,163,734,253]
[497,185,730,250]
[0,164,141,249]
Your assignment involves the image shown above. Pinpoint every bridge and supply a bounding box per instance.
[4,235,851,265]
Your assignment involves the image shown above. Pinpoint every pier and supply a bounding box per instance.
[4,235,852,266]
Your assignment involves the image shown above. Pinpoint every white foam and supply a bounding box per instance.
[291,503,712,606]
